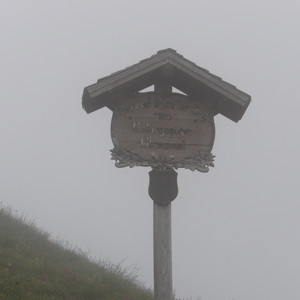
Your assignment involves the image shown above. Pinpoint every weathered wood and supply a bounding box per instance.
[82,48,251,300]
[153,201,172,300]
[148,168,178,205]
[151,81,175,300]
[110,93,215,172]
[82,48,251,122]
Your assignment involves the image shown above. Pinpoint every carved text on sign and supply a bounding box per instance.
[110,93,215,172]
[133,121,192,137]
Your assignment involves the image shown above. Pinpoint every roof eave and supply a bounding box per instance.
[82,49,251,121]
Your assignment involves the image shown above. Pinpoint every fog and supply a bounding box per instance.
[1,1,300,299]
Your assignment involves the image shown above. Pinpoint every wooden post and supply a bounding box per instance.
[149,168,178,300]
[153,201,173,300]
[150,77,176,300]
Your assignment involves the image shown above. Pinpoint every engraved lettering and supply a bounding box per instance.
[154,113,172,120]
[116,97,206,115]
[133,121,155,134]
[112,94,215,172]
[140,136,185,150]
[133,121,191,138]
[141,136,152,148]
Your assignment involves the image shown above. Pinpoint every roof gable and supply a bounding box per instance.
[82,48,251,122]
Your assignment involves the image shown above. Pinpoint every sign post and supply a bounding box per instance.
[82,49,251,300]
[153,196,173,299]
[149,167,177,300]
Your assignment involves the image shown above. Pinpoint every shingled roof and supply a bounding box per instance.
[82,48,251,122]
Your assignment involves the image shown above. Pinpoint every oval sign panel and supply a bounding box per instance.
[110,93,215,172]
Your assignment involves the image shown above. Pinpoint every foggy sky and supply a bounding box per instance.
[1,1,300,299]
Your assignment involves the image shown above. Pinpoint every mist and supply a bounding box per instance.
[1,1,300,299]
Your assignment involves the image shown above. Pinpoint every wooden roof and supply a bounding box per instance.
[82,48,251,122]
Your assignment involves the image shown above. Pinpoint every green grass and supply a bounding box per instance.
[0,203,153,300]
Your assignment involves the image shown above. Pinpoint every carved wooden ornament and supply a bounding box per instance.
[110,93,215,172]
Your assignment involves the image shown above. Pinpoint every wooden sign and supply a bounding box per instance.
[110,93,215,172]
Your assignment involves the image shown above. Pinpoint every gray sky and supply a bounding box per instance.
[1,0,300,299]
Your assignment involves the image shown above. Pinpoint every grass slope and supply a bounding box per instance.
[0,204,153,300]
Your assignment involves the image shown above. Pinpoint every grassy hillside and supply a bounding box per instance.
[0,203,153,300]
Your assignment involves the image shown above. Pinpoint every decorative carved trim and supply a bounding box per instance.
[110,146,215,173]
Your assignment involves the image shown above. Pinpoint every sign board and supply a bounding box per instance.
[110,93,215,172]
